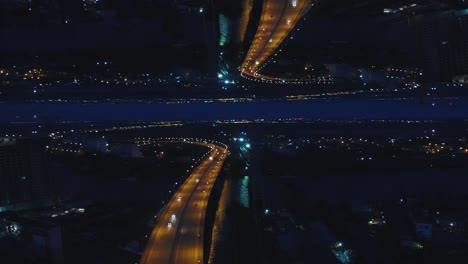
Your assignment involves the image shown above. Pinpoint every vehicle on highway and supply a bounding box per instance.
[168,222,172,228]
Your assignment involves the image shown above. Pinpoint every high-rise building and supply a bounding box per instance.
[417,10,468,82]
[0,137,54,212]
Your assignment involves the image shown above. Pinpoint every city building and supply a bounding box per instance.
[27,221,64,264]
[415,222,433,240]
[359,68,387,85]
[0,137,54,212]
[417,10,468,82]
[325,64,358,80]
[453,74,468,83]
[109,143,142,158]
[82,137,108,153]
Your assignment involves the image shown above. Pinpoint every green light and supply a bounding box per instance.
[265,209,269,214]
[199,7,204,13]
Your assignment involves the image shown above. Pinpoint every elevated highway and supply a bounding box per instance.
[240,0,315,83]
[140,140,227,264]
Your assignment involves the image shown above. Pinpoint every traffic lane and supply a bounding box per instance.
[141,144,226,264]
[173,155,225,263]
[142,174,198,264]
[242,0,312,77]
[140,149,216,263]
[173,209,203,264]
[171,154,221,263]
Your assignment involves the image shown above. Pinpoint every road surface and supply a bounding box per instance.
[140,141,227,264]
[240,0,313,81]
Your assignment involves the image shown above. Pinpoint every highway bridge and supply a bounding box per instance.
[240,0,314,83]
[139,139,227,264]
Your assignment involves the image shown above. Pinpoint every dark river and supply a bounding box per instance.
[0,97,467,125]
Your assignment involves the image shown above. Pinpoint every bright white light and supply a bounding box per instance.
[292,0,297,7]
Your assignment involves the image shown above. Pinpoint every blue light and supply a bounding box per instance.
[224,80,229,84]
